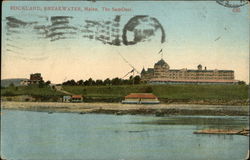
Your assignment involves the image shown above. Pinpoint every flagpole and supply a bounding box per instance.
[158,49,163,59]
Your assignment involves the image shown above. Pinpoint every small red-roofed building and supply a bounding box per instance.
[71,95,83,103]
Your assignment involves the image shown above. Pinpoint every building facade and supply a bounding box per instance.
[20,73,44,85]
[141,59,238,84]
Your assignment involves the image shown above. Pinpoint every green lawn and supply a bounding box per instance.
[1,84,248,102]
[62,84,248,101]
[1,85,65,97]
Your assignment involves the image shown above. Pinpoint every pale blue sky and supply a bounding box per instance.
[2,1,249,83]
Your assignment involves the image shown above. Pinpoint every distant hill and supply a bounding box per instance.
[1,78,28,87]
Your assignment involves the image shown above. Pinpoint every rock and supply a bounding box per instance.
[115,111,124,115]
[155,111,164,117]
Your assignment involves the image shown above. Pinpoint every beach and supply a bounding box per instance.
[1,101,248,116]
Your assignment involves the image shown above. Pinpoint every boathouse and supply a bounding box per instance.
[71,95,83,103]
[122,93,160,104]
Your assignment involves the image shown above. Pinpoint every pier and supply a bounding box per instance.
[193,128,249,136]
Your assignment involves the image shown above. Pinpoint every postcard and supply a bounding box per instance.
[1,0,249,160]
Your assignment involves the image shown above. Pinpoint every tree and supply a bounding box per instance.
[83,79,90,86]
[62,79,77,86]
[133,75,141,84]
[69,80,77,86]
[77,80,84,86]
[104,78,111,85]
[88,78,95,86]
[96,79,103,85]
[9,82,15,88]
[129,75,133,80]
[128,76,134,85]
[238,81,246,85]
[111,77,122,85]
[123,79,130,85]
[39,80,45,88]
[45,80,51,86]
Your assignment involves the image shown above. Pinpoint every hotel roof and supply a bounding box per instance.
[155,59,167,66]
[186,70,234,72]
[72,95,83,98]
[149,78,238,83]
[143,69,233,73]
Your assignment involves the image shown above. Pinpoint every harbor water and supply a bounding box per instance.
[1,110,249,160]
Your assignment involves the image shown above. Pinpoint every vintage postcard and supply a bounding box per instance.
[1,0,249,160]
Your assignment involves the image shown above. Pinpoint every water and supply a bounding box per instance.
[1,110,249,160]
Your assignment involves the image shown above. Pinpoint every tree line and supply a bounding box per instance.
[62,76,141,86]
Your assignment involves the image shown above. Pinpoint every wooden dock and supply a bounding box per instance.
[193,128,249,136]
[245,150,249,160]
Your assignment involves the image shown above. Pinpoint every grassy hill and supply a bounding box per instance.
[62,84,249,104]
[1,84,248,104]
[1,85,65,101]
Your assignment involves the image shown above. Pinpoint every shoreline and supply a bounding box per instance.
[1,96,249,106]
[1,101,249,116]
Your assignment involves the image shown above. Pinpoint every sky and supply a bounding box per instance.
[2,1,249,83]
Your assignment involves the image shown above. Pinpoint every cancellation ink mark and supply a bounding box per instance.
[6,15,165,46]
[216,0,248,8]
[6,16,37,27]
[122,15,165,45]
[214,36,221,41]
[45,16,78,41]
[5,15,50,60]
[4,15,166,60]
[82,15,121,45]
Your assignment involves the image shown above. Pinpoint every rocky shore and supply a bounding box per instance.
[1,96,249,106]
[1,101,249,116]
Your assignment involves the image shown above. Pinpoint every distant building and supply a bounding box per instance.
[62,95,84,103]
[20,73,44,86]
[122,93,160,104]
[63,96,71,103]
[20,80,29,86]
[29,73,43,84]
[141,59,238,84]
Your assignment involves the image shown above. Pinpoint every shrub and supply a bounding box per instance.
[3,91,15,96]
[145,86,153,93]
